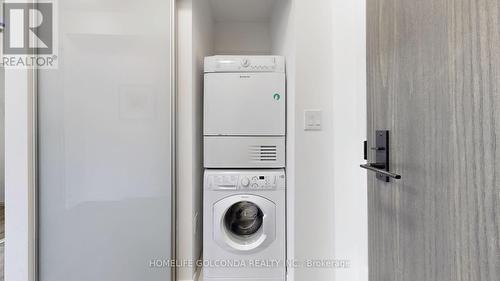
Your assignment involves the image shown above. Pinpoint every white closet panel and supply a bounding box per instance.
[37,1,174,280]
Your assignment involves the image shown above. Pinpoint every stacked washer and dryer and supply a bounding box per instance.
[203,56,286,281]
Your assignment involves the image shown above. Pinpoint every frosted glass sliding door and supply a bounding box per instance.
[37,1,174,281]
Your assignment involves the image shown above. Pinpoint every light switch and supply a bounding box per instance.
[304,110,322,131]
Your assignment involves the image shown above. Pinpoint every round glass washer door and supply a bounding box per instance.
[213,195,276,253]
[224,201,264,237]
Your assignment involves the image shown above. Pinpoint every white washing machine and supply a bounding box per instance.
[203,169,286,281]
[204,56,286,168]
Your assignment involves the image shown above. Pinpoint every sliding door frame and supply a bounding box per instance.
[4,0,38,279]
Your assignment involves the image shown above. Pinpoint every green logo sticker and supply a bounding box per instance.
[273,93,281,101]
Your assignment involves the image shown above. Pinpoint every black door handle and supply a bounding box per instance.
[361,130,402,182]
[360,163,401,179]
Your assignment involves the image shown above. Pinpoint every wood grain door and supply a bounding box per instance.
[366,0,500,281]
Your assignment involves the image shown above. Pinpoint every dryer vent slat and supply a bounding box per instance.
[249,145,278,162]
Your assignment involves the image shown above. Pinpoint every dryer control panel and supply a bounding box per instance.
[205,169,286,191]
[204,56,285,73]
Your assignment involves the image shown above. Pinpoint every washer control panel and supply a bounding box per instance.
[204,56,285,73]
[205,169,285,191]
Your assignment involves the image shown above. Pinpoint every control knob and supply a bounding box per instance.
[241,177,250,187]
[241,58,250,67]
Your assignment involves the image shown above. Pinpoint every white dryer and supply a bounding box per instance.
[203,169,286,281]
[204,56,286,168]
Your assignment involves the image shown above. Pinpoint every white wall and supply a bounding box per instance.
[293,0,336,280]
[177,0,214,280]
[331,1,368,280]
[214,21,271,55]
[292,0,368,281]
[271,0,294,58]
[192,0,214,273]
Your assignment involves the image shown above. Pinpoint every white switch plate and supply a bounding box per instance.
[304,110,322,131]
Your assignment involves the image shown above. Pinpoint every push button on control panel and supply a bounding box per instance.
[245,175,278,190]
[241,59,250,67]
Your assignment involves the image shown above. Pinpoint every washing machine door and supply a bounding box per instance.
[213,194,276,253]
